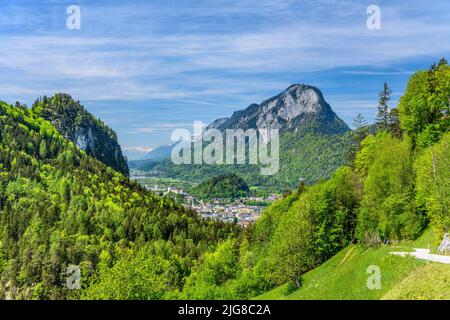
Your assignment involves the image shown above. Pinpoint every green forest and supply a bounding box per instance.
[0,100,238,299]
[0,59,449,300]
[191,174,251,200]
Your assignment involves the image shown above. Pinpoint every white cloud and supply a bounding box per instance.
[122,146,152,153]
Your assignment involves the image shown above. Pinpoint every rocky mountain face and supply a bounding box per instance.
[32,93,129,176]
[210,84,349,134]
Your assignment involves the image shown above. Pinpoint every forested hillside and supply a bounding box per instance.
[144,131,352,192]
[0,101,238,299]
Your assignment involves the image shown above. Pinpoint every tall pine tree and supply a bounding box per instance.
[376,82,392,132]
[353,113,369,142]
[347,113,369,165]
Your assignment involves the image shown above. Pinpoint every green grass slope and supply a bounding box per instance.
[256,229,449,300]
[381,264,450,300]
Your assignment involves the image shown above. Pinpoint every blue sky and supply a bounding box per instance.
[1,0,449,159]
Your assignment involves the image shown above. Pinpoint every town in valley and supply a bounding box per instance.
[131,170,279,228]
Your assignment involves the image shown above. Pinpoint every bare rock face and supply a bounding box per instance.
[75,126,95,154]
[438,233,450,255]
[263,84,323,121]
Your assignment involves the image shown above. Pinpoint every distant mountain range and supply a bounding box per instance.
[131,84,353,191]
[129,143,175,167]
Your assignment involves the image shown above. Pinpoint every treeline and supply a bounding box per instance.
[179,59,450,299]
[0,101,238,299]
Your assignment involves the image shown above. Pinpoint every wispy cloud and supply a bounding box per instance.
[342,70,414,76]
[128,122,194,134]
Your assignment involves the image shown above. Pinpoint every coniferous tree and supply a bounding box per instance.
[388,108,402,138]
[353,113,369,142]
[430,58,448,72]
[437,57,448,67]
[347,113,369,165]
[297,179,307,195]
[376,82,392,132]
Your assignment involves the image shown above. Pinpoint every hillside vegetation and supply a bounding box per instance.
[191,174,251,200]
[142,131,352,192]
[0,101,238,299]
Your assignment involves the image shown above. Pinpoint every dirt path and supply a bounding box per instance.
[390,248,450,264]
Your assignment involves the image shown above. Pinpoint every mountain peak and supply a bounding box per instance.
[286,83,319,92]
[260,84,330,123]
[209,84,349,135]
[284,84,326,104]
[32,93,130,176]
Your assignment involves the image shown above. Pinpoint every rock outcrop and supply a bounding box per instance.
[438,233,450,255]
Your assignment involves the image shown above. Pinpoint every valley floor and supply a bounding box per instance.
[255,229,450,300]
